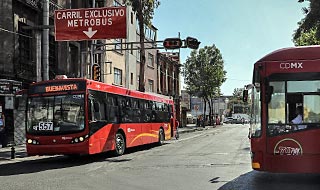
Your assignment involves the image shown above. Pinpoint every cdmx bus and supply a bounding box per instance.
[244,45,320,173]
[25,76,178,156]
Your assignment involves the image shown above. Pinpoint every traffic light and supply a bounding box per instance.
[163,38,182,49]
[92,64,101,81]
[185,37,200,49]
[242,89,248,103]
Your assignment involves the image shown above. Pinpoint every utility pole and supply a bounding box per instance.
[42,0,49,80]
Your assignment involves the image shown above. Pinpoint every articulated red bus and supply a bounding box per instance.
[26,77,178,156]
[245,45,320,173]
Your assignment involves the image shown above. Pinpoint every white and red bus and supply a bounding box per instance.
[244,45,320,173]
[26,77,178,156]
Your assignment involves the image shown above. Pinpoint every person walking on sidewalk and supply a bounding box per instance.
[196,115,200,128]
[0,113,7,148]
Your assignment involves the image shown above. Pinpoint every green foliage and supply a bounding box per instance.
[183,44,227,99]
[293,0,320,45]
[124,0,160,26]
[293,25,320,46]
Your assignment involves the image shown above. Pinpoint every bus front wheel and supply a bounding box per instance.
[115,132,126,156]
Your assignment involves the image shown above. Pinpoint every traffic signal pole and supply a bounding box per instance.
[42,0,49,81]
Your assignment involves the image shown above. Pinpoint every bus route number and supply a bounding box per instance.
[38,122,53,131]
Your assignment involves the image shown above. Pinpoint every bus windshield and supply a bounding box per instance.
[26,94,85,135]
[267,80,320,136]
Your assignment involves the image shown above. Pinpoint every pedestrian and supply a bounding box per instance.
[216,115,220,125]
[201,115,205,128]
[0,113,6,148]
[196,116,200,128]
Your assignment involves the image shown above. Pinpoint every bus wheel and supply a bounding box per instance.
[158,128,165,146]
[115,132,126,156]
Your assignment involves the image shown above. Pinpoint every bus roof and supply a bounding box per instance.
[256,45,320,63]
[29,78,174,104]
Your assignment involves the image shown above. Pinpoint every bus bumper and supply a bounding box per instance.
[26,142,89,156]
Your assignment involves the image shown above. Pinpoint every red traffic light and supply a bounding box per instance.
[186,37,200,49]
[163,38,182,50]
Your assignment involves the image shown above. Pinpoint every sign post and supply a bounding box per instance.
[54,7,127,41]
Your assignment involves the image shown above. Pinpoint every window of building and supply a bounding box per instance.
[18,23,32,61]
[113,0,122,6]
[114,68,122,85]
[136,47,140,62]
[147,53,154,67]
[148,79,154,92]
[131,12,134,25]
[145,26,156,41]
[130,73,134,85]
[137,75,140,90]
[18,22,32,71]
[114,38,122,53]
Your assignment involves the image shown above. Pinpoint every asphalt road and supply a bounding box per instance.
[1,124,319,190]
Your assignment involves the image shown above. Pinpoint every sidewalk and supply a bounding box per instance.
[0,144,27,161]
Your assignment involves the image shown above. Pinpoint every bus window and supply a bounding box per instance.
[268,82,285,124]
[250,87,261,138]
[304,95,320,123]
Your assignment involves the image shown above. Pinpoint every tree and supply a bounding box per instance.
[293,0,320,45]
[183,44,226,125]
[124,0,160,92]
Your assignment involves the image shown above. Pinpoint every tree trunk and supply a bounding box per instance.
[137,0,146,92]
[203,98,207,125]
[207,97,212,125]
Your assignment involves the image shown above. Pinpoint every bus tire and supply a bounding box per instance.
[115,132,126,156]
[158,128,165,146]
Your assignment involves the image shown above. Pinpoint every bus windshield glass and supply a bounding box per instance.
[267,80,320,136]
[26,94,85,135]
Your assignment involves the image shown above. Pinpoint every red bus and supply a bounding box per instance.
[26,77,178,156]
[245,45,320,173]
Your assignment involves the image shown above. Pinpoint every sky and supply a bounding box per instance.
[153,0,308,96]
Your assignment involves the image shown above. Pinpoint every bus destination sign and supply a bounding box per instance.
[30,81,86,94]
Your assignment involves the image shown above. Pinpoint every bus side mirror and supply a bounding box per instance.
[242,90,248,103]
[266,86,274,103]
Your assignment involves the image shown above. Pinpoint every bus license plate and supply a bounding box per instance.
[38,122,53,131]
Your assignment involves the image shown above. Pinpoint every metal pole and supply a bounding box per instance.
[42,0,49,80]
[36,32,42,82]
[90,0,96,80]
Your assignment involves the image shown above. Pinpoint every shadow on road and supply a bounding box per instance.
[0,143,162,176]
[217,170,320,190]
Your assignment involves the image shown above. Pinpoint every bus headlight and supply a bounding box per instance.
[71,135,88,144]
[27,139,39,145]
